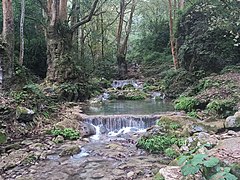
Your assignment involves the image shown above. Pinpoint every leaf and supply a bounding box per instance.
[181,163,201,176]
[210,172,238,180]
[191,154,208,166]
[178,156,188,166]
[203,157,219,167]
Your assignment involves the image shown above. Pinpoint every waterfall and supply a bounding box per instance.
[111,80,143,89]
[83,115,161,132]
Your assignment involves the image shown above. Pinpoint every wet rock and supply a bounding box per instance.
[225,116,239,128]
[91,172,105,179]
[80,122,96,137]
[59,144,81,156]
[16,106,34,122]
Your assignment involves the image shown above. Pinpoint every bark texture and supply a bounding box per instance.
[1,0,14,89]
[116,0,136,79]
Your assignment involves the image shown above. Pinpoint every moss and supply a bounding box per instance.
[0,131,7,144]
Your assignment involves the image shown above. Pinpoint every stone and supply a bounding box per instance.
[225,116,240,128]
[0,150,29,170]
[159,166,183,180]
[234,111,240,118]
[59,144,81,156]
[53,135,64,143]
[80,122,96,137]
[54,119,80,131]
[16,106,34,122]
[127,171,135,178]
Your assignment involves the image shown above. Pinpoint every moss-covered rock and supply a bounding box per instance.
[59,144,81,156]
[16,106,34,122]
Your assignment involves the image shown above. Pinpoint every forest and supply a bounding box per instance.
[0,0,240,179]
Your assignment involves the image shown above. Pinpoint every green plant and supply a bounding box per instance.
[137,135,185,154]
[51,128,80,140]
[178,154,237,180]
[164,147,179,159]
[207,99,236,118]
[174,96,199,112]
[187,111,198,118]
[156,120,181,131]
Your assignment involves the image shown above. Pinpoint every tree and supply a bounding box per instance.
[19,0,26,65]
[116,0,136,79]
[0,0,14,89]
[38,0,101,82]
[168,0,178,69]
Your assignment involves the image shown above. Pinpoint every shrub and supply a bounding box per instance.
[207,99,237,118]
[50,128,80,140]
[137,135,185,154]
[174,96,200,112]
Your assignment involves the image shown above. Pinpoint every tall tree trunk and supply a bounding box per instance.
[116,0,136,79]
[19,0,25,66]
[44,0,100,82]
[1,0,14,89]
[168,0,178,69]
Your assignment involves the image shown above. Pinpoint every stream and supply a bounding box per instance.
[2,100,174,180]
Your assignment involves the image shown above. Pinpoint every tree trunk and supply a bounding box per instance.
[44,0,100,82]
[168,0,178,69]
[116,0,136,79]
[1,0,14,89]
[19,0,25,66]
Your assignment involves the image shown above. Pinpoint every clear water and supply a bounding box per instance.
[83,100,174,115]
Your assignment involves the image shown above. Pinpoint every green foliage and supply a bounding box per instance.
[156,119,181,131]
[187,111,198,118]
[177,1,240,74]
[207,99,236,118]
[137,135,185,154]
[0,131,7,144]
[50,128,80,140]
[164,147,179,159]
[174,97,200,112]
[153,173,165,180]
[178,153,237,180]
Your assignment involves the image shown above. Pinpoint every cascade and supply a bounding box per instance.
[83,115,161,132]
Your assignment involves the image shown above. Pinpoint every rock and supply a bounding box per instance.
[0,150,29,170]
[227,130,238,136]
[53,135,64,143]
[80,122,96,137]
[196,132,219,146]
[234,111,240,118]
[59,144,81,156]
[225,116,240,128]
[159,166,183,180]
[16,106,34,122]
[91,172,105,179]
[54,118,80,131]
[208,137,240,165]
[127,171,135,178]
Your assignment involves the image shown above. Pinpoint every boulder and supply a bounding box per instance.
[54,119,80,131]
[59,144,81,156]
[16,106,34,122]
[80,122,96,137]
[225,116,240,128]
[159,166,183,180]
